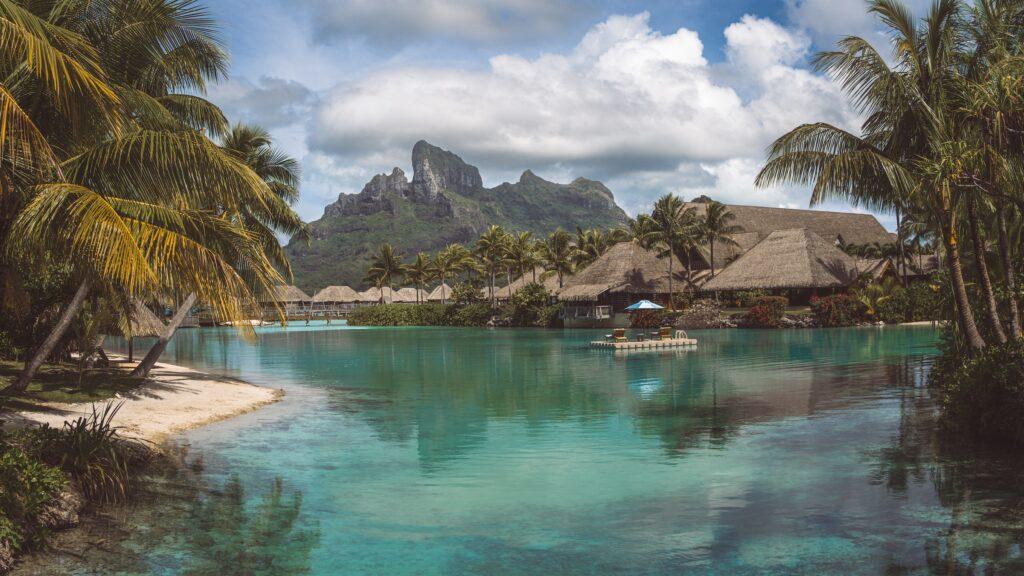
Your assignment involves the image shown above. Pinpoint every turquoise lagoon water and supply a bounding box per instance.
[45,325,1024,574]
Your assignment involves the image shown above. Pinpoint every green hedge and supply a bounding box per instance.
[347,304,450,326]
[347,284,560,328]
[934,339,1024,446]
[811,294,863,327]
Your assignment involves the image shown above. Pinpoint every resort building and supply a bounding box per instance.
[394,287,430,303]
[702,228,862,299]
[262,285,312,317]
[557,242,695,327]
[427,283,454,302]
[312,286,361,316]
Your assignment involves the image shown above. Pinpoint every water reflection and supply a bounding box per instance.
[94,326,1024,574]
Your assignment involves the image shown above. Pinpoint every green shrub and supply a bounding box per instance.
[811,294,863,327]
[0,445,65,552]
[741,296,787,328]
[347,304,449,326]
[0,331,20,361]
[907,281,943,321]
[449,303,493,327]
[733,290,767,308]
[876,286,909,324]
[451,282,484,305]
[539,304,564,328]
[934,339,1024,446]
[509,283,554,327]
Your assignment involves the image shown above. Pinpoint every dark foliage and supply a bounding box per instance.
[810,294,863,327]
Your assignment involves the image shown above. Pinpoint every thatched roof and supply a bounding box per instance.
[265,285,311,303]
[313,286,360,303]
[853,258,892,282]
[393,287,429,302]
[685,203,893,269]
[559,242,688,301]
[702,228,859,291]
[358,287,395,303]
[897,255,941,277]
[127,301,165,337]
[427,283,453,302]
[499,266,563,295]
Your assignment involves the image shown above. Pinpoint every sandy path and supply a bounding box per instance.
[3,361,282,444]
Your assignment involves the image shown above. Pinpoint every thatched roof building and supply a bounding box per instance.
[853,258,893,282]
[559,242,688,301]
[358,287,396,304]
[702,228,859,291]
[313,286,360,303]
[427,283,453,302]
[500,266,563,295]
[265,285,312,304]
[394,287,429,303]
[685,203,894,270]
[126,301,165,337]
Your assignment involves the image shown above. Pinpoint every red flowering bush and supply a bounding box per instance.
[810,294,863,327]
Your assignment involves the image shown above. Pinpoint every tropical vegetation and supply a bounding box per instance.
[756,0,1024,442]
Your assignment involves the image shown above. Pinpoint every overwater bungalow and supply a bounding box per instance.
[312,286,360,316]
[702,228,860,301]
[427,283,454,303]
[262,285,312,317]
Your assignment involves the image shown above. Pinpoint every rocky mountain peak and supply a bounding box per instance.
[411,140,483,200]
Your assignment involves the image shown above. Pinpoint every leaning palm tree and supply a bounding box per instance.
[364,244,405,304]
[2,0,304,391]
[700,201,743,278]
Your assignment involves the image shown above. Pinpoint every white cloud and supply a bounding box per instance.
[208,76,318,129]
[307,12,861,214]
[300,0,588,47]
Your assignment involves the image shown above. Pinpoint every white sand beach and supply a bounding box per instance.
[3,361,282,444]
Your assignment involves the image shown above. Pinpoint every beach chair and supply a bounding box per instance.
[613,328,627,342]
[658,326,672,340]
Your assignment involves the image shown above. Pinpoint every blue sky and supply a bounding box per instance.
[203,0,929,229]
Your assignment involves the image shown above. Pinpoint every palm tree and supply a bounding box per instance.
[2,1,298,391]
[539,229,574,289]
[364,244,404,304]
[649,194,697,310]
[404,253,435,304]
[433,244,466,304]
[755,0,989,350]
[506,231,540,281]
[475,225,508,308]
[700,201,743,278]
[627,215,659,250]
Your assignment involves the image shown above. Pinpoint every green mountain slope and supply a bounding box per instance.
[285,141,629,292]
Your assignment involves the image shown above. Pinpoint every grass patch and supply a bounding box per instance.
[0,361,145,405]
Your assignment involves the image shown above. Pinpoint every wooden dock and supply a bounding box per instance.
[590,338,698,350]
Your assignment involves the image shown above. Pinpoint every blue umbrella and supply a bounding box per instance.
[624,300,664,311]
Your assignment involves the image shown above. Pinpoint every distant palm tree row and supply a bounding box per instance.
[365,197,741,310]
[0,1,306,392]
[757,0,1024,352]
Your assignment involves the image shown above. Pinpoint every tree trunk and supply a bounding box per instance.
[441,271,447,305]
[4,279,91,394]
[943,210,986,351]
[131,293,197,378]
[710,243,716,278]
[967,197,1006,344]
[532,267,537,283]
[668,252,675,311]
[896,209,908,288]
[506,269,513,300]
[490,270,496,309]
[997,204,1022,339]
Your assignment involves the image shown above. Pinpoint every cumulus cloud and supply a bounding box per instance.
[300,0,588,47]
[307,12,861,212]
[208,76,318,129]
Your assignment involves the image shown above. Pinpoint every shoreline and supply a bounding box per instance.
[4,360,283,445]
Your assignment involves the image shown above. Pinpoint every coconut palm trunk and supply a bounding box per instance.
[131,293,197,378]
[4,279,91,394]
[996,205,1022,339]
[896,209,908,288]
[942,210,986,351]
[966,197,1006,344]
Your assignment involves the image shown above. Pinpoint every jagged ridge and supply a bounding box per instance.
[286,141,629,291]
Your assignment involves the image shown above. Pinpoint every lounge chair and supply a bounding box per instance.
[613,328,627,342]
[658,326,672,340]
